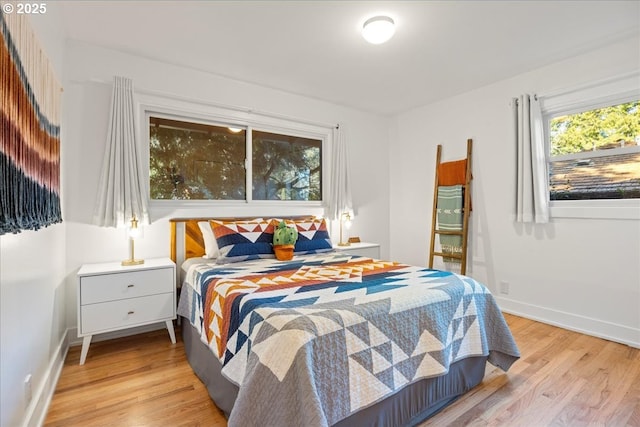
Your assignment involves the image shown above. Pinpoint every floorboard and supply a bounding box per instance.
[44,314,640,426]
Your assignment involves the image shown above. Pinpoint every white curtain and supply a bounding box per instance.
[514,94,549,223]
[327,125,353,221]
[93,76,149,227]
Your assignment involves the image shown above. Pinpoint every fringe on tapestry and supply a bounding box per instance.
[1,11,62,235]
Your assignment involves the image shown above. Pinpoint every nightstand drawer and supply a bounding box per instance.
[80,293,174,334]
[80,267,174,305]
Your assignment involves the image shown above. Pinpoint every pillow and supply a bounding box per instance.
[211,219,275,264]
[282,217,333,254]
[198,221,219,259]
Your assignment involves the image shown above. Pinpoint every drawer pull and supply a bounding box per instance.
[127,310,135,315]
[127,284,135,288]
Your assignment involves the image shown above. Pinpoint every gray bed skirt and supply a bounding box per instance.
[182,317,487,426]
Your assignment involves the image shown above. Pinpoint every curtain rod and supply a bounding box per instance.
[70,78,339,130]
[537,70,639,100]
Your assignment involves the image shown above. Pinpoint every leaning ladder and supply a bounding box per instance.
[428,139,473,275]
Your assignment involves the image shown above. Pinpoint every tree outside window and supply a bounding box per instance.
[148,116,323,202]
[252,130,321,201]
[548,100,640,200]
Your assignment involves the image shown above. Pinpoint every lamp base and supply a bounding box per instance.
[122,258,144,266]
[337,242,351,247]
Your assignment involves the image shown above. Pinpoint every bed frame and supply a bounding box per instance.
[170,216,488,426]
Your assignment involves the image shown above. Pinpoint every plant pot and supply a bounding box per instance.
[274,244,295,261]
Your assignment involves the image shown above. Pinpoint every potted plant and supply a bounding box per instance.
[273,220,298,261]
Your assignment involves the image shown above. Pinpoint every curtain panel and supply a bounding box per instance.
[93,76,149,227]
[0,12,62,235]
[327,125,353,221]
[513,94,549,224]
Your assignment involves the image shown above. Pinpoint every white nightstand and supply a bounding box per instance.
[334,242,380,259]
[76,257,177,365]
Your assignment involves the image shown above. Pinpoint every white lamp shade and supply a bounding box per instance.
[343,214,352,229]
[362,16,395,44]
[127,224,141,239]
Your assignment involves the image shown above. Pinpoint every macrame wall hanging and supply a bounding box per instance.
[1,11,62,235]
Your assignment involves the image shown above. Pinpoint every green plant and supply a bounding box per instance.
[273,221,298,246]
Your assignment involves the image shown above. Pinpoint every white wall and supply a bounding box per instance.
[62,40,391,337]
[390,36,640,347]
[0,10,67,427]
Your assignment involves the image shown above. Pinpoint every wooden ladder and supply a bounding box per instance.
[428,139,473,275]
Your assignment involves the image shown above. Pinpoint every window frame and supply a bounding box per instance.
[138,100,331,210]
[540,73,640,220]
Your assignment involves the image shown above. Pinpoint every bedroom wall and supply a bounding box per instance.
[389,36,640,347]
[62,40,391,340]
[0,10,67,427]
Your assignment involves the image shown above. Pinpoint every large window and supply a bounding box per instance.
[147,114,325,203]
[546,100,640,201]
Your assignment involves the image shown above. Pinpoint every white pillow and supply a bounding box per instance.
[198,221,219,259]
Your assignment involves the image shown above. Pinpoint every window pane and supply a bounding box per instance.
[550,152,640,200]
[252,130,322,201]
[548,100,640,200]
[549,101,639,156]
[149,117,245,200]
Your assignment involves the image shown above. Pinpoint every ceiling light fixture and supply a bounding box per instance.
[362,15,395,44]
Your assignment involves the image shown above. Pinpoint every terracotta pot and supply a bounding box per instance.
[274,244,295,261]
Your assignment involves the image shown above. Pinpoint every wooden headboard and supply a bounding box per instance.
[169,216,316,267]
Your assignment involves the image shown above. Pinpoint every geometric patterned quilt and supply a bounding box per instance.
[178,252,520,427]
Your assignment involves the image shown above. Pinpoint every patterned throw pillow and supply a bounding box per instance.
[284,217,334,254]
[210,219,275,263]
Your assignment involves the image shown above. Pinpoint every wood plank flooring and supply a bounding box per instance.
[44,314,640,426]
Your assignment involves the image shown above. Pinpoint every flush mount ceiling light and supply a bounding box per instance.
[362,15,395,44]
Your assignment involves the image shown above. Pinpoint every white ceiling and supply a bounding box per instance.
[60,1,640,116]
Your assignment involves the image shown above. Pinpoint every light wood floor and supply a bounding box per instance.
[44,314,640,427]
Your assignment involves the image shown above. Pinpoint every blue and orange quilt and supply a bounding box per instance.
[178,252,520,427]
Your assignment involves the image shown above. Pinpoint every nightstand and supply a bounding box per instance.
[334,242,380,259]
[76,257,176,365]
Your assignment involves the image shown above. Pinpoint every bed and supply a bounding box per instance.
[170,216,520,427]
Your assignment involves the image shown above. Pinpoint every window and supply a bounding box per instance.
[147,113,325,203]
[149,117,246,200]
[252,130,322,201]
[547,100,640,201]
[538,72,640,220]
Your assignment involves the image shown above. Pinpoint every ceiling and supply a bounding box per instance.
[60,1,640,116]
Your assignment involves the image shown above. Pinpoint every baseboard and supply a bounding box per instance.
[496,296,640,348]
[24,329,69,427]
